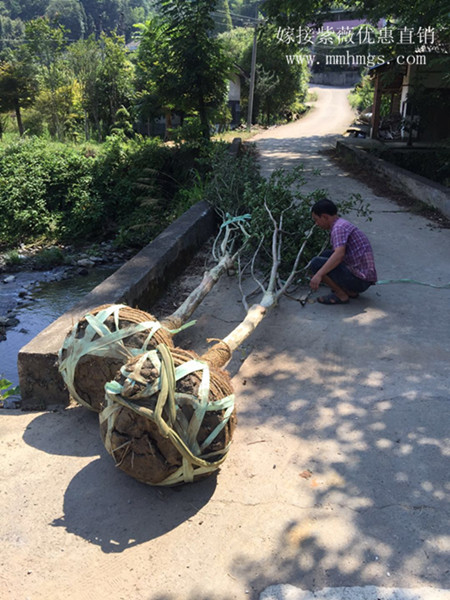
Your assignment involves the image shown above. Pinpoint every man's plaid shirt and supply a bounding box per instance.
[331,218,377,282]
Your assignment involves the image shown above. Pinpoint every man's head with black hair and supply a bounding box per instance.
[311,198,337,217]
[311,199,339,230]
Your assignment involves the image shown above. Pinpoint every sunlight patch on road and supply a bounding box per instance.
[343,307,389,326]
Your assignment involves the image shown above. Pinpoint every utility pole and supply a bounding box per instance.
[247,4,259,130]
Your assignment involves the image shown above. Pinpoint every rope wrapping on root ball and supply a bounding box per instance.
[100,344,237,486]
[58,304,175,412]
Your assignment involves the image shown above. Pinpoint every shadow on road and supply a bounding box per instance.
[22,404,101,456]
[51,457,218,552]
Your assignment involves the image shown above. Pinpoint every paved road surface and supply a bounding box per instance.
[1,86,448,600]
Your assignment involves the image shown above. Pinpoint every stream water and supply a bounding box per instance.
[0,265,118,388]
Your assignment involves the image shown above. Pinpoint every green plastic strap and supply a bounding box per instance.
[163,319,197,336]
[376,279,450,289]
[58,305,164,410]
[102,344,235,485]
[220,213,251,229]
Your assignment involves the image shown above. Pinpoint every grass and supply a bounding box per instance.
[33,247,67,269]
[213,126,263,143]
[4,250,22,267]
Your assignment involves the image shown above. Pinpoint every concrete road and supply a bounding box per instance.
[1,86,449,600]
[251,84,357,178]
[183,84,450,600]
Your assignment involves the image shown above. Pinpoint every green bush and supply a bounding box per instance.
[22,109,46,137]
[348,75,374,112]
[0,134,225,251]
[4,250,23,267]
[0,137,95,246]
[91,135,201,247]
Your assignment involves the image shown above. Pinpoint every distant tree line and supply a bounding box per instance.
[0,1,156,43]
[0,0,261,46]
[0,0,311,141]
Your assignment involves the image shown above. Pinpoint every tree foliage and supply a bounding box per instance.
[67,34,102,137]
[261,0,450,30]
[45,0,87,40]
[95,33,134,138]
[24,17,69,138]
[214,0,232,33]
[0,49,38,134]
[2,0,49,21]
[134,16,179,127]
[136,0,231,139]
[243,24,309,124]
[0,14,24,54]
[0,0,154,41]
[0,0,319,140]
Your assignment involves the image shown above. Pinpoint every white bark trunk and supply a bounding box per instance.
[202,291,276,367]
[161,254,233,331]
[221,303,267,355]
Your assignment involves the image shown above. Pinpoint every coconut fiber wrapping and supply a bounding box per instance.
[58,304,174,412]
[100,344,237,486]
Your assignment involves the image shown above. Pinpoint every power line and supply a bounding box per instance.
[211,9,264,26]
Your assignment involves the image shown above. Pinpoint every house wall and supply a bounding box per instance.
[228,75,241,102]
[401,63,450,141]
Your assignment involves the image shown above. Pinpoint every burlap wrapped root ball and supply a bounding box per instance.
[99,344,237,486]
[58,304,174,413]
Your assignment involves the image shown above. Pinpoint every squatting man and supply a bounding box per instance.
[308,199,377,305]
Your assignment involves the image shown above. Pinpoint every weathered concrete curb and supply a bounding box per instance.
[18,200,217,409]
[336,139,450,219]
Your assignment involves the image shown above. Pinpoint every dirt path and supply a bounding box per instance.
[1,86,449,600]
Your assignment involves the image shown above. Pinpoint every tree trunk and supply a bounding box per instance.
[201,292,275,369]
[164,109,172,141]
[161,254,234,331]
[84,110,90,141]
[198,93,210,140]
[14,99,24,137]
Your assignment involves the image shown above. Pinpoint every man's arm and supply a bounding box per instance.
[309,246,345,291]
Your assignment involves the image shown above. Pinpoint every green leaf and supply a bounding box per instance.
[0,377,20,399]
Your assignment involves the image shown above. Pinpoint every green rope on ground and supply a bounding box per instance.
[376,279,450,289]
[101,343,235,486]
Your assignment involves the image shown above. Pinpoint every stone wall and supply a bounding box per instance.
[336,139,450,220]
[310,71,361,86]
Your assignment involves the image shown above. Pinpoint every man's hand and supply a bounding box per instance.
[309,273,322,291]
